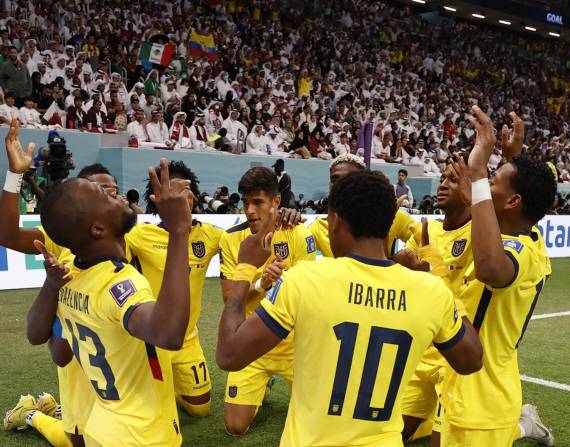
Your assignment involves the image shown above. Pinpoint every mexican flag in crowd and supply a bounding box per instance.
[139,42,176,66]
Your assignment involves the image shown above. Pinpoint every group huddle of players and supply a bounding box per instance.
[0,106,558,447]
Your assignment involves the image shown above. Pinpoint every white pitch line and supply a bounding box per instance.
[531,311,570,320]
[521,375,570,392]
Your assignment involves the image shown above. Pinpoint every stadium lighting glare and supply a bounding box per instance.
[525,26,537,31]
[444,6,457,12]
[549,32,561,37]
[472,13,485,19]
[499,20,511,25]
[412,0,426,4]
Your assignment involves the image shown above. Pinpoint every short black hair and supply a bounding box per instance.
[4,92,14,100]
[144,160,200,214]
[238,167,278,197]
[329,170,396,239]
[510,155,557,223]
[398,169,408,176]
[77,163,112,179]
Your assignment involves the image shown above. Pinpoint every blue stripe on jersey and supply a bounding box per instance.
[494,251,520,289]
[472,288,492,331]
[434,322,466,351]
[122,303,141,333]
[516,279,544,348]
[226,221,250,234]
[346,253,395,267]
[52,316,64,339]
[255,306,289,339]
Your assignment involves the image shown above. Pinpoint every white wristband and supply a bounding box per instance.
[471,178,492,206]
[3,171,24,194]
[254,278,265,293]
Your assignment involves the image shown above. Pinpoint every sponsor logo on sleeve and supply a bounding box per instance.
[109,279,137,307]
[503,239,524,253]
[306,236,316,253]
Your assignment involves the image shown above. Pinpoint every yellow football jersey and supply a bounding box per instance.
[308,210,414,258]
[38,227,96,434]
[219,221,316,359]
[125,220,222,344]
[405,219,473,366]
[57,258,181,447]
[442,230,549,430]
[258,255,464,446]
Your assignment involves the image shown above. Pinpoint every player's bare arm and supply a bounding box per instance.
[0,118,44,254]
[127,158,192,350]
[27,241,71,345]
[217,212,282,371]
[467,106,516,288]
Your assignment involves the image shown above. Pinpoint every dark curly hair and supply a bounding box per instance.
[510,155,557,223]
[77,163,113,179]
[144,160,201,214]
[238,167,278,197]
[329,170,396,239]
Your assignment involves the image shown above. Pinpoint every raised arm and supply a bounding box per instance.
[0,119,44,254]
[126,159,192,350]
[217,214,282,371]
[467,106,516,287]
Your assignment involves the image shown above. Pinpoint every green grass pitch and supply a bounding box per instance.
[1,259,569,446]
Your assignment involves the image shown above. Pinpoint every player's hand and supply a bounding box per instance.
[467,105,496,180]
[260,256,285,289]
[448,156,472,206]
[501,111,524,161]
[148,158,192,233]
[5,118,35,174]
[276,208,305,229]
[396,194,408,207]
[238,208,274,267]
[420,218,429,247]
[34,240,71,290]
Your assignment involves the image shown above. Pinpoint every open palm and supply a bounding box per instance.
[5,118,35,173]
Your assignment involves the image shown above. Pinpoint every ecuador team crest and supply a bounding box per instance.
[451,239,467,257]
[192,241,206,258]
[274,242,290,260]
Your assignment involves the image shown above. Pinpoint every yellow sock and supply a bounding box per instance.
[177,397,211,417]
[30,412,73,447]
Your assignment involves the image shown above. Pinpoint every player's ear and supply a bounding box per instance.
[274,193,281,208]
[505,193,522,211]
[89,221,106,239]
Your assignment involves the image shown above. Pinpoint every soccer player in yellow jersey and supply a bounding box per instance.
[0,121,118,446]
[219,167,317,435]
[217,170,482,447]
[36,158,191,447]
[399,157,473,445]
[309,154,414,258]
[126,160,223,417]
[440,106,556,446]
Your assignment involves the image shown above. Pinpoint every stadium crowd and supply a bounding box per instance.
[0,0,569,182]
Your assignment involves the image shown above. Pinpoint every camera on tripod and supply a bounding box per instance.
[200,187,241,214]
[296,194,329,213]
[44,131,74,184]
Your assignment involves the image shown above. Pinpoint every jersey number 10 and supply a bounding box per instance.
[328,322,412,421]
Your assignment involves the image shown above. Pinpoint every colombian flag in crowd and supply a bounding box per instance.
[189,30,218,61]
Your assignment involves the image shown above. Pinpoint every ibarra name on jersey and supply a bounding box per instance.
[348,282,407,311]
[58,286,90,314]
